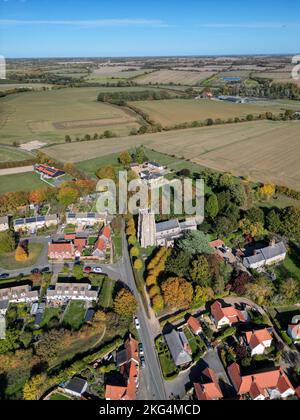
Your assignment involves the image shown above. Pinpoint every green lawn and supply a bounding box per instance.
[275,243,300,284]
[112,232,122,260]
[41,307,62,328]
[183,326,206,357]
[0,242,44,270]
[98,278,114,308]
[63,300,87,330]
[0,146,32,163]
[49,392,72,400]
[76,152,123,178]
[0,172,45,194]
[155,336,178,379]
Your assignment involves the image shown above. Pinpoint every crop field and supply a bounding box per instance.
[0,87,142,145]
[252,71,300,85]
[0,146,32,163]
[129,98,281,127]
[0,83,53,91]
[136,69,215,85]
[0,172,44,194]
[88,66,153,82]
[47,120,300,190]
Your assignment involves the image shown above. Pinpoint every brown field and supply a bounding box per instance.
[253,71,300,85]
[136,69,215,85]
[46,120,300,190]
[128,99,282,127]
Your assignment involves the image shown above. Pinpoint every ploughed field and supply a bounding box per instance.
[135,69,215,85]
[46,120,300,190]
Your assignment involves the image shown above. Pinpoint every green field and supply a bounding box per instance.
[0,87,143,145]
[0,172,45,194]
[98,278,114,308]
[0,146,32,163]
[63,300,87,330]
[0,242,44,270]
[129,98,282,127]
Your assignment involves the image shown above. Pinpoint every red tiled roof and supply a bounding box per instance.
[102,225,111,239]
[105,384,127,400]
[187,315,202,334]
[74,238,87,252]
[209,239,225,249]
[211,300,246,324]
[94,237,106,251]
[64,234,76,240]
[245,328,272,350]
[194,368,223,400]
[48,242,74,256]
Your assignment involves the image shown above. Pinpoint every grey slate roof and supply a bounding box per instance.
[243,242,286,267]
[0,299,9,311]
[64,377,88,395]
[0,216,9,224]
[164,329,192,366]
[0,315,6,340]
[156,219,180,233]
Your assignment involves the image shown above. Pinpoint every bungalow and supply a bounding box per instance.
[194,368,223,400]
[46,282,99,304]
[187,315,202,335]
[66,212,107,228]
[210,300,247,329]
[105,336,140,400]
[34,164,65,179]
[243,240,286,270]
[244,328,273,356]
[0,216,9,232]
[164,328,192,367]
[0,285,39,304]
[63,377,88,398]
[228,363,295,400]
[14,214,58,233]
[48,241,74,260]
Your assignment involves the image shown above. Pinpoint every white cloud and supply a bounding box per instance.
[197,22,300,29]
[0,18,169,28]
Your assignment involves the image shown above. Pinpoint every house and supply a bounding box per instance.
[138,208,197,248]
[210,300,247,329]
[14,214,58,233]
[245,328,273,356]
[105,336,140,400]
[92,225,112,259]
[34,163,65,179]
[46,282,99,304]
[194,368,223,400]
[287,317,300,342]
[0,216,9,232]
[187,315,202,335]
[209,239,225,250]
[0,285,39,304]
[66,212,107,228]
[228,363,295,400]
[243,240,286,269]
[63,377,88,398]
[48,241,74,260]
[0,315,6,340]
[84,308,95,324]
[164,328,192,367]
[0,299,9,315]
[34,302,46,327]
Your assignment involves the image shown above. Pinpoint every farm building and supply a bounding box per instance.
[34,163,65,178]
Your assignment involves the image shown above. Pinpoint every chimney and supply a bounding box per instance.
[269,239,276,247]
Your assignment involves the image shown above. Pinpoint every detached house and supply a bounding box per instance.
[210,300,247,329]
[105,336,140,400]
[244,328,273,356]
[243,240,286,270]
[164,328,192,367]
[228,363,295,400]
[194,368,223,400]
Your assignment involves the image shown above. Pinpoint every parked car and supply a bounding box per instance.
[0,273,9,279]
[41,266,50,273]
[138,343,144,355]
[31,268,40,274]
[134,316,140,329]
[84,266,92,273]
[140,355,146,368]
[92,267,103,274]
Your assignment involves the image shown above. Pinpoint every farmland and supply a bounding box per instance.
[0,87,144,145]
[87,66,154,82]
[46,120,300,190]
[0,146,32,163]
[136,69,215,85]
[128,98,281,127]
[0,172,44,194]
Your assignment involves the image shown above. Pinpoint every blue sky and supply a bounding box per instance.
[0,0,299,57]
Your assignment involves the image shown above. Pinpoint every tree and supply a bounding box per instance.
[58,187,79,207]
[259,183,275,198]
[65,135,72,143]
[165,249,191,276]
[119,151,132,167]
[245,277,274,305]
[219,173,235,188]
[149,285,161,298]
[177,231,213,256]
[152,294,164,312]
[15,244,28,261]
[281,206,300,238]
[96,165,117,182]
[128,235,137,245]
[245,207,265,225]
[73,264,84,280]
[0,230,15,253]
[161,277,193,309]
[217,190,231,212]
[133,259,143,271]
[229,183,246,207]
[205,193,219,219]
[135,146,148,164]
[230,272,252,295]
[266,209,282,233]
[280,278,299,302]
[214,216,236,237]
[114,288,137,319]
[189,255,212,286]
[194,285,214,304]
[130,247,140,258]
[23,374,46,400]
[239,218,265,238]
